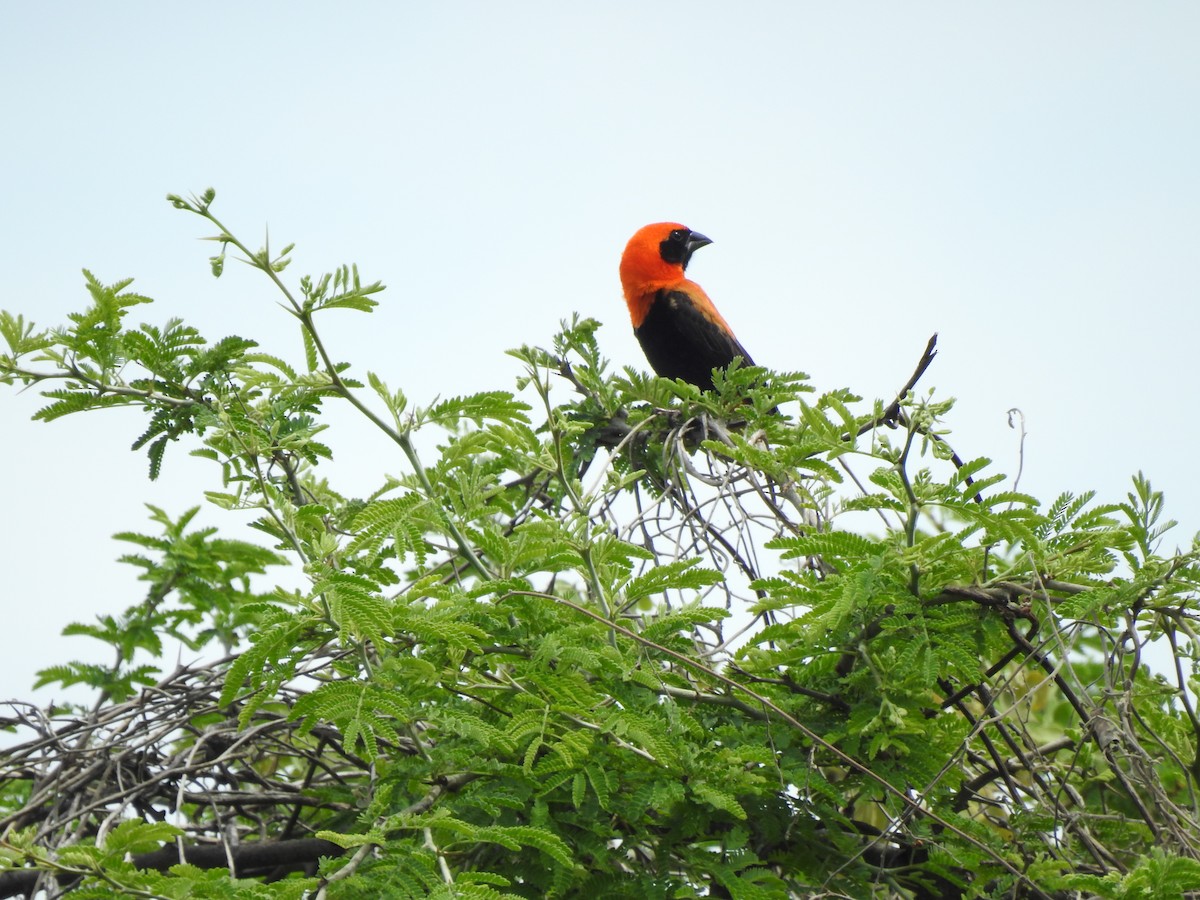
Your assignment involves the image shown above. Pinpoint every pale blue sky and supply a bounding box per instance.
[2,3,1198,698]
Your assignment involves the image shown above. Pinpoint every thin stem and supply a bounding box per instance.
[186,203,492,581]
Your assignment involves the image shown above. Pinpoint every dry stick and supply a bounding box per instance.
[0,711,456,897]
[851,333,940,439]
[849,333,983,504]
[0,652,375,892]
[1005,619,1163,840]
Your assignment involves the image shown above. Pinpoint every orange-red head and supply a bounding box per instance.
[619,222,713,329]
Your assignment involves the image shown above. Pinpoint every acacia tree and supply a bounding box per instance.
[2,190,1200,899]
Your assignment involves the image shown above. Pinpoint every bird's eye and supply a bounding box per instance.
[659,228,694,265]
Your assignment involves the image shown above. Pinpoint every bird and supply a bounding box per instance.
[619,222,755,392]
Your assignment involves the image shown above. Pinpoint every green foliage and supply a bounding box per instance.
[3,190,1200,898]
[31,504,285,701]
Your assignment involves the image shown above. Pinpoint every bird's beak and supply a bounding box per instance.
[686,231,713,254]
